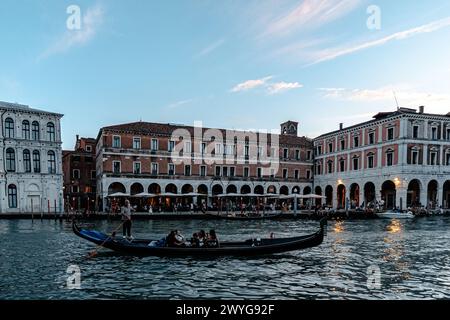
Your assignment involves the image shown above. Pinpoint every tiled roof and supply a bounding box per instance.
[100,122,312,147]
[0,100,63,117]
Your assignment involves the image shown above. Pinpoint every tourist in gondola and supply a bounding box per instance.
[206,230,220,248]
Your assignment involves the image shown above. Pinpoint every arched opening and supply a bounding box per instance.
[280,186,289,195]
[226,184,237,194]
[325,186,333,207]
[315,186,323,206]
[148,183,161,194]
[381,180,396,209]
[303,186,312,205]
[292,186,301,194]
[165,184,178,194]
[349,183,360,208]
[427,180,438,209]
[407,179,421,208]
[130,183,144,196]
[337,185,346,209]
[241,185,251,195]
[197,184,208,195]
[181,184,194,194]
[267,185,277,194]
[108,182,126,195]
[364,182,376,207]
[443,181,450,209]
[254,185,264,195]
[212,184,223,196]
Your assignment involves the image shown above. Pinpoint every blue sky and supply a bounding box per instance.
[1,0,450,149]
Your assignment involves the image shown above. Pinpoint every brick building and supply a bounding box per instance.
[62,136,96,211]
[313,107,450,210]
[95,121,314,211]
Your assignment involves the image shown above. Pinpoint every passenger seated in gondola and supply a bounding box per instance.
[191,233,200,247]
[206,230,220,248]
[197,230,206,247]
[166,230,186,247]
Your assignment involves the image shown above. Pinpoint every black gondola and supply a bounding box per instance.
[73,218,327,257]
[204,212,283,220]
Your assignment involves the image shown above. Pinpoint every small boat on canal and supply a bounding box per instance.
[72,218,327,257]
[376,210,415,219]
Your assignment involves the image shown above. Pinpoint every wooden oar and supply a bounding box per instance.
[87,221,127,258]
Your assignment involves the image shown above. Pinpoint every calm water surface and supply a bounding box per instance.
[1,217,450,300]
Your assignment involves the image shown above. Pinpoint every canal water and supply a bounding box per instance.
[1,217,449,300]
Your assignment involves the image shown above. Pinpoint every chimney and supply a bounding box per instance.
[419,106,424,114]
[339,123,343,130]
[76,134,79,141]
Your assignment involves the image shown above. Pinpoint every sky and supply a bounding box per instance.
[1,0,450,149]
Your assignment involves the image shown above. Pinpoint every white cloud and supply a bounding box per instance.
[261,0,360,38]
[231,76,273,92]
[197,39,226,57]
[39,4,104,59]
[268,82,303,94]
[167,99,193,109]
[307,16,450,65]
[320,86,450,112]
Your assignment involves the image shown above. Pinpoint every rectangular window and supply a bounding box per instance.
[168,163,175,175]
[353,158,359,170]
[230,167,235,177]
[353,137,359,148]
[33,151,41,173]
[257,167,262,178]
[201,142,206,155]
[151,163,158,175]
[316,165,321,175]
[257,146,263,158]
[113,161,121,174]
[387,128,394,140]
[244,145,250,157]
[133,137,141,149]
[446,128,450,141]
[72,186,79,193]
[282,169,288,179]
[283,148,289,159]
[112,136,121,148]
[294,170,299,180]
[169,140,176,152]
[184,141,192,153]
[430,152,437,165]
[328,143,333,153]
[446,153,450,166]
[295,150,300,160]
[386,153,393,166]
[226,144,234,155]
[184,165,191,176]
[73,169,80,179]
[307,150,312,160]
[412,151,419,165]
[306,170,311,179]
[134,162,141,174]
[151,139,159,151]
[368,155,374,169]
[243,167,249,178]
[431,127,438,140]
[327,162,333,174]
[86,145,92,152]
[215,166,221,177]
[317,146,322,155]
[413,126,419,139]
[369,132,375,145]
[340,159,345,172]
[215,143,223,155]
[23,151,31,173]
[340,140,345,150]
[200,165,206,177]
[222,167,228,177]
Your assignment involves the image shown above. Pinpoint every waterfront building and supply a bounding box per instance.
[0,101,64,213]
[313,106,450,210]
[95,121,314,211]
[62,136,96,212]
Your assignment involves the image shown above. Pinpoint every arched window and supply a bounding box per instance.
[8,185,18,208]
[23,149,31,172]
[48,150,56,173]
[33,150,41,173]
[32,121,40,140]
[6,148,15,172]
[47,122,55,142]
[22,120,30,139]
[5,118,14,138]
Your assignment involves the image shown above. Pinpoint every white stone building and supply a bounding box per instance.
[0,101,64,213]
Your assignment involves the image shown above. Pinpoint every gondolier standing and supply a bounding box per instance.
[122,200,135,239]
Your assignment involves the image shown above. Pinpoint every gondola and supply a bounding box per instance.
[204,212,283,221]
[72,218,327,257]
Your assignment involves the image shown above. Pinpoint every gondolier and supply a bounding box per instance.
[122,200,135,239]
